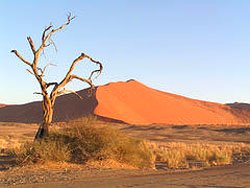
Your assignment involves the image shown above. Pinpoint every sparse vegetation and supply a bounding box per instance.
[12,138,71,164]
[151,142,250,169]
[7,118,250,170]
[12,117,154,168]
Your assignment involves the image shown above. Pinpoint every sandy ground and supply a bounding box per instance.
[0,123,37,149]
[18,164,250,188]
[0,122,250,187]
[1,164,249,188]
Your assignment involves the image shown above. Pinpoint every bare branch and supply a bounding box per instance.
[40,63,56,77]
[26,69,35,75]
[27,36,36,53]
[56,53,86,89]
[33,92,44,95]
[57,89,82,99]
[11,50,32,66]
[84,54,103,80]
[71,74,96,97]
[45,43,51,47]
[55,53,102,92]
[42,24,53,41]
[38,13,75,54]
[46,14,75,39]
[46,82,58,88]
[36,67,43,75]
[49,38,58,52]
[71,74,93,87]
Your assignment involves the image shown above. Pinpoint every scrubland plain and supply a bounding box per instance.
[0,117,250,187]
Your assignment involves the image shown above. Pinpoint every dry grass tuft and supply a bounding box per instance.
[11,138,71,164]
[151,142,250,169]
[12,117,154,169]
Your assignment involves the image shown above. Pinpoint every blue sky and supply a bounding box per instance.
[1,0,250,104]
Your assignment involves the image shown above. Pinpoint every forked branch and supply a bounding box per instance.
[85,54,103,79]
[42,24,53,41]
[46,82,58,88]
[38,13,75,54]
[40,63,56,77]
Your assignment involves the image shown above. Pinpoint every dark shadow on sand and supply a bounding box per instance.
[0,88,98,124]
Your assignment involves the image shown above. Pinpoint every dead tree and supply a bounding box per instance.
[11,14,103,139]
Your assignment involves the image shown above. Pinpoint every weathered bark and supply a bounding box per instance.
[35,123,50,139]
[35,97,53,139]
[11,14,103,140]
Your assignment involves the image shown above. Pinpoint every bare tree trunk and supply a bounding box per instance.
[35,97,53,139]
[11,14,103,140]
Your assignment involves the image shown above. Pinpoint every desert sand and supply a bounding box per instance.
[19,164,250,188]
[0,80,250,125]
[1,122,250,187]
[95,80,241,125]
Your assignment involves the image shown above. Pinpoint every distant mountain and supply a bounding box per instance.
[0,80,248,125]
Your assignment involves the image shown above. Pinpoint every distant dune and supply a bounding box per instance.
[0,104,6,108]
[227,103,250,123]
[0,80,249,125]
[0,89,97,123]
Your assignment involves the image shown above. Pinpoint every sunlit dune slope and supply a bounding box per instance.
[0,104,6,108]
[95,80,239,125]
[0,80,248,125]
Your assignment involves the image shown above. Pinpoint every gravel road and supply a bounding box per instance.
[1,163,249,188]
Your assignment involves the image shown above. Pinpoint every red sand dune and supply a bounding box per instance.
[95,80,240,125]
[0,80,249,125]
[0,104,6,108]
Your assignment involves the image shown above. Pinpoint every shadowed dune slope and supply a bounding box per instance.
[226,103,250,123]
[0,80,249,125]
[95,80,241,125]
[0,89,97,123]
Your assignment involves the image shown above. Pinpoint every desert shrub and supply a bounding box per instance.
[62,121,154,168]
[13,137,71,164]
[12,117,154,168]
